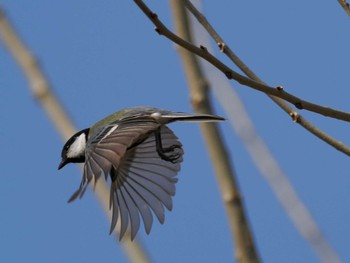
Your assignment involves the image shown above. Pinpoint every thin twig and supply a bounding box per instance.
[134,1,350,124]
[133,0,350,157]
[0,7,151,263]
[338,0,350,16]
[182,0,350,158]
[184,3,341,262]
[170,2,261,263]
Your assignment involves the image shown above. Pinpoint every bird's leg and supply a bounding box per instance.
[155,127,181,163]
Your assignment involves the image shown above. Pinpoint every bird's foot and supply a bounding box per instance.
[155,128,182,163]
[157,144,182,163]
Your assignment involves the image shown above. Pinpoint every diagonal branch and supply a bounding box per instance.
[133,0,350,157]
[0,7,150,263]
[338,0,350,16]
[134,1,350,124]
[182,0,350,158]
[170,2,261,263]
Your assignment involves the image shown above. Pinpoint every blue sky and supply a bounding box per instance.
[1,1,350,262]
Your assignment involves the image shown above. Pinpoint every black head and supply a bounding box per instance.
[58,128,90,170]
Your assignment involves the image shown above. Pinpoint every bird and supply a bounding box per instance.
[58,106,225,240]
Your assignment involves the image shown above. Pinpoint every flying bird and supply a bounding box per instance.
[58,106,224,240]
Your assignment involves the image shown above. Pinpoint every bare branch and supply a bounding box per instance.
[133,0,350,157]
[338,0,350,16]
[170,2,261,263]
[0,6,151,263]
[182,0,350,156]
[134,1,350,124]
[182,0,350,157]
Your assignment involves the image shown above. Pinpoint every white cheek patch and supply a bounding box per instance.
[67,133,86,158]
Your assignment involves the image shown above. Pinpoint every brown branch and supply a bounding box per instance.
[182,0,350,159]
[0,7,151,263]
[133,0,350,157]
[170,2,261,263]
[338,0,350,16]
[134,1,350,124]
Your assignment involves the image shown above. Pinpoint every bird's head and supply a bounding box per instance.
[58,128,90,170]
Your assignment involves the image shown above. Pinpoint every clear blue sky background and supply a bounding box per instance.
[1,1,350,262]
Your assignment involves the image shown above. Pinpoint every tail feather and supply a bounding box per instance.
[162,113,225,123]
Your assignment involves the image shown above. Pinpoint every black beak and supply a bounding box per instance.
[58,158,68,170]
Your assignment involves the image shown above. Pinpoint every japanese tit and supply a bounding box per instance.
[58,106,224,240]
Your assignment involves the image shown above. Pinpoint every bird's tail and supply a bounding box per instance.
[163,112,225,123]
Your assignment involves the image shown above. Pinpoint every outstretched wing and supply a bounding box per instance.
[69,117,184,240]
[110,126,183,240]
[68,118,160,201]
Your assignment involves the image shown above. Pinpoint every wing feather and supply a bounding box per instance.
[115,184,129,240]
[121,173,165,224]
[117,170,154,234]
[77,119,183,239]
[90,153,111,180]
[119,183,141,240]
[109,189,119,233]
[126,162,178,195]
[88,155,102,185]
[125,167,173,210]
